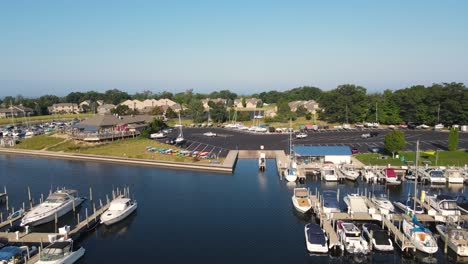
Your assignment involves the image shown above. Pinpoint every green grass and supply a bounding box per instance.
[355,150,468,167]
[53,138,217,163]
[0,113,93,125]
[14,134,65,150]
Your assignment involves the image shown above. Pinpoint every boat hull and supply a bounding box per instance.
[21,198,85,227]
[292,197,312,213]
[304,227,328,253]
[436,225,468,257]
[101,203,137,226]
[403,220,438,254]
[36,247,85,264]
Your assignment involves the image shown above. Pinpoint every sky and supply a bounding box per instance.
[1,0,467,97]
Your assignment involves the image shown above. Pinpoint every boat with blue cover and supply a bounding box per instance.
[304,223,328,253]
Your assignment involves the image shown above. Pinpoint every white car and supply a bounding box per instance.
[150,133,166,139]
[203,131,217,137]
[296,133,308,139]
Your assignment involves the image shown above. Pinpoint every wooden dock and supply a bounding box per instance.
[275,151,288,179]
[381,216,415,252]
[310,195,342,250]
[0,195,124,245]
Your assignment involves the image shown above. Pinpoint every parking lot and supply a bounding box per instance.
[161,127,468,155]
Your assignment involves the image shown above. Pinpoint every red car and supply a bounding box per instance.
[351,148,359,154]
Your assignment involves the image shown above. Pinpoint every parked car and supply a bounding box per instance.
[296,132,308,139]
[368,145,380,153]
[351,148,359,154]
[361,133,371,139]
[150,132,166,139]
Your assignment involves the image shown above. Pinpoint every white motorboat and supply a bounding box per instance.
[291,188,312,213]
[425,194,460,217]
[445,169,464,184]
[0,246,37,264]
[419,169,446,185]
[436,225,468,256]
[322,190,341,214]
[344,194,368,214]
[371,193,395,213]
[362,167,377,183]
[339,165,360,181]
[258,152,266,171]
[36,239,85,264]
[21,189,85,227]
[394,198,424,214]
[402,216,438,254]
[304,223,328,253]
[337,221,370,254]
[377,168,401,185]
[362,223,394,251]
[320,166,338,181]
[100,197,137,226]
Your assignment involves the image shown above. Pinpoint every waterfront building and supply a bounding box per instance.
[48,103,80,114]
[233,98,262,108]
[0,105,34,118]
[288,100,320,114]
[293,146,351,164]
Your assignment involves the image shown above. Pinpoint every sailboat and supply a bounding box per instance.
[175,113,185,144]
[434,104,444,130]
[402,140,438,254]
[283,121,298,182]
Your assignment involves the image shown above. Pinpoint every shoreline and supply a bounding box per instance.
[0,148,237,173]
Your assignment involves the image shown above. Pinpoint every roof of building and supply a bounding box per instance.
[52,103,79,107]
[293,146,351,156]
[77,114,154,128]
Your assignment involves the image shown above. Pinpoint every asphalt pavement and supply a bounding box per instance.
[161,127,468,156]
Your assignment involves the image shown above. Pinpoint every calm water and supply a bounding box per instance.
[0,154,466,263]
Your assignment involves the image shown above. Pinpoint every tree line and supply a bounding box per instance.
[1,83,466,125]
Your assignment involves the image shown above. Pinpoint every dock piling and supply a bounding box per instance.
[54,212,58,234]
[72,198,75,212]
[337,189,340,202]
[77,213,80,225]
[28,186,32,209]
[99,199,103,208]
[370,230,373,251]
[444,232,448,254]
[93,203,96,222]
[89,187,93,202]
[85,208,89,227]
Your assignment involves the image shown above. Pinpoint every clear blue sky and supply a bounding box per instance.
[1,0,467,97]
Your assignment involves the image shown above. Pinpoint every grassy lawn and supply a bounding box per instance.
[355,150,468,167]
[0,113,93,125]
[13,134,65,150]
[49,137,216,163]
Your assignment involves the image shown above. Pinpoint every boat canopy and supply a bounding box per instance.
[0,246,22,261]
[306,224,326,246]
[384,168,396,178]
[109,198,131,211]
[411,215,431,233]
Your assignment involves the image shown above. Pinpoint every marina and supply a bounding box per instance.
[0,152,467,263]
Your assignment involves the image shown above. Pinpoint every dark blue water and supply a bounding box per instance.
[0,154,466,263]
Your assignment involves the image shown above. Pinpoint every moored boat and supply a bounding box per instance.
[0,246,37,264]
[322,190,341,214]
[100,197,137,226]
[362,167,377,183]
[393,198,424,214]
[445,169,464,184]
[402,215,438,254]
[320,166,338,182]
[304,223,328,253]
[339,164,360,181]
[371,193,395,213]
[425,194,461,217]
[456,195,468,214]
[36,239,85,264]
[258,152,266,171]
[377,168,401,185]
[292,188,312,213]
[436,225,468,256]
[344,194,368,214]
[21,189,85,227]
[337,221,370,254]
[362,223,394,251]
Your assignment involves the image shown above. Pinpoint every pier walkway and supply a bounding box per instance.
[381,216,415,252]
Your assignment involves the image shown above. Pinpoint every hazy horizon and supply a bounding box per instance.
[1,0,467,97]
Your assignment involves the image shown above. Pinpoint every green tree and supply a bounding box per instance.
[188,98,205,123]
[256,100,263,108]
[237,111,251,121]
[111,105,132,116]
[295,105,307,117]
[384,131,406,157]
[447,127,459,151]
[210,102,227,123]
[165,107,178,118]
[150,106,164,115]
[104,89,130,105]
[140,118,167,138]
[242,97,246,108]
[305,113,312,120]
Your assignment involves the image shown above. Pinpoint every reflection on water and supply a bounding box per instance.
[0,155,465,263]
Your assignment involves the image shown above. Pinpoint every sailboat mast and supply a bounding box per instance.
[178,113,183,137]
[437,104,440,124]
[375,102,378,123]
[413,140,419,214]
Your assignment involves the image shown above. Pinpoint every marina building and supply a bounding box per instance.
[293,146,352,164]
